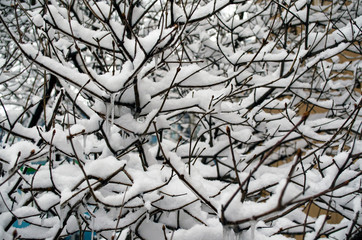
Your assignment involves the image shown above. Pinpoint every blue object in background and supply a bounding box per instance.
[64,231,93,240]
[13,220,30,228]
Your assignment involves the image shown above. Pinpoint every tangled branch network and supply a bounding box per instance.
[0,0,361,239]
